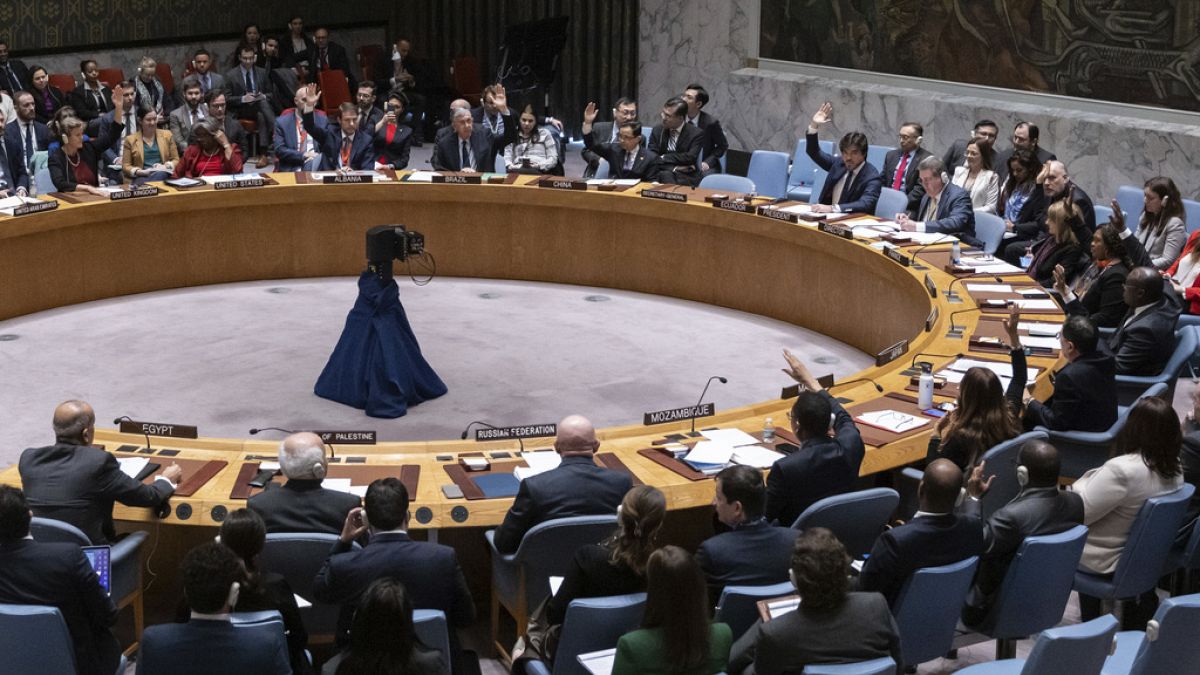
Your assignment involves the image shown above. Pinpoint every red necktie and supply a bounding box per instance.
[893,152,909,190]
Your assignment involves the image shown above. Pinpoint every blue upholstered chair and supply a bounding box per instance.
[230,610,284,628]
[1101,593,1200,675]
[1037,382,1168,479]
[747,150,790,199]
[714,580,795,641]
[1183,199,1200,235]
[786,138,833,201]
[413,609,452,675]
[1164,516,1200,595]
[1094,205,1114,230]
[893,556,979,668]
[594,158,610,179]
[525,593,646,675]
[875,187,909,220]
[803,657,897,674]
[977,431,1050,521]
[1113,185,1142,233]
[866,145,893,173]
[975,210,1006,254]
[1114,328,1196,406]
[956,614,1120,674]
[261,532,361,645]
[699,173,756,194]
[809,168,829,205]
[791,488,899,559]
[0,603,79,675]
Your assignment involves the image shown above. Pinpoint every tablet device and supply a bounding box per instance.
[82,545,112,595]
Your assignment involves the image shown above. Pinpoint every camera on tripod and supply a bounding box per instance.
[367,224,424,263]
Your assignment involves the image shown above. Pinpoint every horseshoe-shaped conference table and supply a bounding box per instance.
[0,172,1065,535]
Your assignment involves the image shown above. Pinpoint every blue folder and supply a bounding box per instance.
[472,473,521,499]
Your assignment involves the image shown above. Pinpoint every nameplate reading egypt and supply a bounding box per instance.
[118,419,199,440]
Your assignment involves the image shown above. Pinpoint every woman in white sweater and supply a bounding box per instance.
[1135,176,1187,270]
[951,139,1000,214]
[1071,396,1184,627]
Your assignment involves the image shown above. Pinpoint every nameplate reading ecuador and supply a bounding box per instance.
[874,339,910,367]
[311,430,377,444]
[322,174,374,184]
[118,419,199,439]
[884,246,911,267]
[642,402,716,426]
[475,424,558,441]
[817,221,853,239]
[109,186,159,201]
[432,174,482,185]
[12,200,58,216]
[640,188,688,203]
[713,199,755,213]
[213,177,266,190]
[756,205,799,223]
[539,178,588,191]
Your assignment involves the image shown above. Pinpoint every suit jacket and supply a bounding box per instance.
[218,114,251,158]
[248,478,361,534]
[18,442,174,544]
[806,132,883,214]
[303,110,374,170]
[1024,349,1118,432]
[30,85,66,124]
[995,145,1057,182]
[223,65,274,114]
[68,83,113,122]
[355,106,384,134]
[6,118,51,162]
[614,624,733,675]
[581,120,618,173]
[882,146,930,211]
[695,519,797,592]
[915,182,980,248]
[1066,262,1129,328]
[492,454,632,553]
[280,34,316,65]
[271,108,326,172]
[941,138,970,171]
[306,42,357,90]
[1017,185,1096,242]
[583,130,659,180]
[96,109,135,159]
[191,71,226,95]
[430,113,517,172]
[0,59,30,94]
[648,122,704,173]
[470,106,519,164]
[1106,296,1181,376]
[47,118,121,192]
[951,165,1001,214]
[764,391,865,527]
[168,104,208,154]
[0,540,120,675]
[727,592,902,675]
[121,129,181,179]
[137,619,290,675]
[857,512,984,608]
[374,121,413,170]
[0,129,30,192]
[689,110,729,171]
[312,532,476,644]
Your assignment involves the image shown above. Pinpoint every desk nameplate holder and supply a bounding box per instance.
[311,430,377,444]
[322,174,374,184]
[640,188,689,203]
[539,178,588,191]
[712,198,756,214]
[10,200,58,216]
[817,220,853,240]
[213,177,267,190]
[642,402,715,426]
[884,246,911,267]
[757,205,800,223]
[874,339,910,367]
[432,174,483,185]
[924,273,937,298]
[109,186,159,201]
[925,304,939,332]
[474,423,558,442]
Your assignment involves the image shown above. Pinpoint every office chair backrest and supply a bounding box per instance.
[792,487,899,559]
[0,604,77,675]
[1022,614,1119,675]
[988,525,1088,639]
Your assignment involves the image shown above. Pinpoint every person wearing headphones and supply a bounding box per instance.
[247,431,360,535]
[896,155,981,247]
[46,85,124,194]
[960,439,1084,628]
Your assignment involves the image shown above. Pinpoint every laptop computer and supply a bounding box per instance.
[82,545,112,595]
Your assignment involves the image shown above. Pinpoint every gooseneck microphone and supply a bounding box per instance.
[909,351,964,369]
[909,235,955,263]
[112,415,152,453]
[827,377,884,393]
[948,306,984,335]
[689,376,729,437]
[945,274,1006,298]
[461,420,525,453]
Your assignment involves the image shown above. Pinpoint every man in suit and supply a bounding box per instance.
[190,49,225,95]
[248,432,359,533]
[139,541,290,675]
[857,459,984,608]
[168,77,207,154]
[433,97,471,145]
[682,83,728,175]
[432,92,517,172]
[1105,266,1182,376]
[8,90,50,179]
[960,439,1085,628]
[882,122,931,213]
[271,88,325,172]
[353,81,383,133]
[1001,160,1096,265]
[225,45,275,167]
[203,88,250,160]
[697,465,798,597]
[298,84,374,171]
[582,96,639,178]
[1024,315,1118,432]
[581,102,658,180]
[942,119,999,170]
[0,105,30,196]
[896,156,980,247]
[765,350,865,528]
[994,121,1056,182]
[647,96,704,186]
[805,101,883,215]
[69,60,112,124]
[18,400,181,544]
[312,478,475,647]
[0,486,121,675]
[93,82,135,182]
[492,414,633,553]
[471,84,522,166]
[306,27,356,91]
[0,40,30,95]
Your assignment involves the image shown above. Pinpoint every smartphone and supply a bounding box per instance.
[923,408,948,418]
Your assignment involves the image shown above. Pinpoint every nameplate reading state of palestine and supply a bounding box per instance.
[642,402,716,426]
[118,419,199,439]
[817,221,853,239]
[12,200,58,216]
[213,177,266,190]
[757,205,799,223]
[432,174,482,185]
[110,186,159,200]
[640,188,688,202]
[714,199,755,213]
[322,174,374,184]
[539,178,588,191]
[475,424,558,441]
[874,339,910,367]
[884,246,911,267]
[312,430,377,444]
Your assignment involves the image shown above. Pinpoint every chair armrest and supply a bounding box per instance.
[900,467,923,482]
[111,531,148,566]
[526,660,552,675]
[484,529,517,564]
[1115,374,1168,386]
[1038,427,1115,445]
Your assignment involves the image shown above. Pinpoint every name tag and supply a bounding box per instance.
[322,174,374,184]
[432,174,482,184]
[12,200,59,216]
[713,199,754,213]
[109,186,159,200]
[757,206,799,223]
[885,246,912,267]
[818,221,853,239]
[213,177,266,190]
[641,188,688,202]
[539,178,588,191]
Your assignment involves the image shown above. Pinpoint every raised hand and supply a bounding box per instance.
[966,461,995,498]
[1052,263,1068,296]
[583,102,598,125]
[1108,198,1126,231]
[1002,303,1022,348]
[781,348,821,391]
[811,101,833,128]
[492,83,507,113]
[301,83,321,110]
[1036,160,1052,184]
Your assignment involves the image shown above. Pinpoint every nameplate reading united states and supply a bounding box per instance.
[322,174,374,184]
[110,186,159,200]
[539,178,588,191]
[714,199,755,213]
[817,221,853,239]
[874,339,910,367]
[213,177,266,190]
[432,174,482,184]
[642,402,716,426]
[885,246,911,267]
[640,188,688,202]
[118,419,199,439]
[757,205,799,223]
[311,430,377,444]
[12,200,58,216]
[474,424,558,441]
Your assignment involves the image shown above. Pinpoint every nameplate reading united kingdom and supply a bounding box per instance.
[118,419,199,439]
[322,174,374,184]
[11,200,58,216]
[818,221,853,239]
[432,174,482,184]
[757,205,799,223]
[642,402,716,426]
[109,186,159,200]
[475,424,558,441]
[714,199,755,213]
[640,188,688,202]
[884,246,911,267]
[213,177,266,190]
[539,178,588,191]
[312,430,377,444]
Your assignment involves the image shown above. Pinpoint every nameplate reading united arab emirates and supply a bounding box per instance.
[757,205,799,223]
[312,430,377,444]
[818,221,853,239]
[874,339,910,367]
[213,177,266,190]
[110,186,159,200]
[640,188,688,202]
[539,178,588,191]
[714,199,755,213]
[13,200,58,216]
[885,246,911,267]
[322,174,374,184]
[642,402,716,426]
[475,424,558,441]
[432,174,482,184]
[924,273,937,296]
[118,419,199,439]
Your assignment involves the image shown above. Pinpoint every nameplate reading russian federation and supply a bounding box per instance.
[474,424,558,441]
[757,205,800,223]
[714,199,755,213]
[119,419,199,439]
[539,178,588,191]
[925,305,939,332]
[642,402,716,426]
[432,174,482,184]
[312,430,377,444]
[12,200,58,216]
[817,221,853,239]
[213,177,266,190]
[322,174,374,184]
[884,246,911,267]
[640,188,688,202]
[924,273,937,297]
[109,186,159,200]
[874,339,910,367]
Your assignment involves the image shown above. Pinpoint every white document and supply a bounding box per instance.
[0,195,43,214]
[549,576,564,596]
[577,648,616,675]
[259,461,281,471]
[966,283,1013,293]
[855,410,930,433]
[906,232,958,245]
[765,596,801,619]
[850,559,865,572]
[869,221,900,232]
[1016,287,1050,296]
[839,217,878,227]
[348,485,369,498]
[521,451,562,473]
[1020,322,1060,337]
[95,186,127,194]
[406,171,438,182]
[200,173,259,185]
[683,441,735,465]
[1014,299,1059,310]
[778,203,813,214]
[700,428,761,447]
[293,594,312,609]
[731,445,786,469]
[949,358,1039,380]
[117,457,149,479]
[320,478,355,494]
[850,227,886,239]
[965,260,1024,274]
[585,178,639,186]
[1021,335,1060,350]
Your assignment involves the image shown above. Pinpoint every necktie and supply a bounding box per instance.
[341,136,352,168]
[667,130,677,152]
[924,196,940,221]
[203,74,211,92]
[296,118,307,150]
[244,69,254,93]
[893,152,909,190]
[460,139,471,170]
[23,122,33,169]
[0,139,10,190]
[320,49,329,70]
[624,151,635,172]
[832,168,854,205]
[4,66,18,92]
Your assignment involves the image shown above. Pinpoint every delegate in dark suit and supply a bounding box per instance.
[18,443,174,543]
[271,108,326,172]
[583,130,659,180]
[137,619,290,675]
[1022,346,1118,432]
[68,84,113,123]
[942,138,971,171]
[1003,185,1096,266]
[882,146,931,212]
[0,129,30,193]
[1066,262,1129,329]
[312,531,476,644]
[806,132,883,215]
[306,42,357,90]
[1106,296,1180,376]
[303,109,374,170]
[0,540,120,675]
[373,121,413,170]
[857,512,985,608]
[6,118,51,163]
[647,122,704,186]
[0,58,30,94]
[581,121,618,176]
[764,391,865,527]
[995,146,1056,181]
[914,182,980,248]
[695,520,797,591]
[492,454,632,553]
[248,478,360,535]
[430,111,516,172]
[692,110,729,173]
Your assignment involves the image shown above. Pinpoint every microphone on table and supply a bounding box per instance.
[908,235,955,267]
[461,420,524,453]
[827,377,884,393]
[945,272,1007,298]
[948,306,984,336]
[689,376,729,437]
[112,415,153,453]
[249,426,335,459]
[909,351,964,369]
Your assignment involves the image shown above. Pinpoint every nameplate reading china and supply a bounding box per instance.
[12,200,58,216]
[924,273,937,297]
[432,174,482,185]
[213,177,266,190]
[885,246,911,267]
[474,424,558,441]
[642,402,716,426]
[311,430,377,444]
[118,419,199,439]
[109,186,159,201]
[714,199,755,213]
[322,174,374,184]
[874,339,910,367]
[817,221,853,239]
[539,178,588,191]
[640,188,688,202]
[757,206,799,223]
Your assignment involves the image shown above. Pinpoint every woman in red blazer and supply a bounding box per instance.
[1167,229,1200,315]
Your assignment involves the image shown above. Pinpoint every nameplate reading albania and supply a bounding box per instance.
[213,177,266,190]
[642,402,716,426]
[474,424,558,441]
[312,430,377,444]
[322,174,374,184]
[109,186,159,200]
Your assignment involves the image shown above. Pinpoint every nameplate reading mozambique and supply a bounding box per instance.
[432,174,482,185]
[714,199,755,213]
[539,178,588,191]
[874,339,910,367]
[109,186,159,201]
[311,430,377,444]
[640,188,688,202]
[474,424,558,441]
[924,273,937,297]
[119,419,199,439]
[818,221,853,239]
[884,246,911,267]
[925,305,939,332]
[757,206,799,223]
[322,174,374,184]
[642,402,716,426]
[12,200,58,216]
[213,177,266,190]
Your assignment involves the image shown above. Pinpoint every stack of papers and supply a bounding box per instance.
[966,283,1012,293]
[514,451,562,481]
[1020,322,1060,337]
[1021,335,1060,350]
[321,478,368,498]
[905,232,958,245]
[0,195,43,214]
[939,358,1040,390]
[577,648,616,675]
[585,178,639,186]
[960,256,1023,274]
[117,457,150,479]
[682,441,735,473]
[778,204,813,214]
[763,596,800,619]
[855,410,930,433]
[1011,298,1059,310]
[201,173,260,184]
[405,171,439,182]
[700,428,761,446]
[731,445,786,468]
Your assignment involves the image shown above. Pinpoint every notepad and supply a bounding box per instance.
[855,410,930,433]
[779,204,813,214]
[471,473,521,498]
[700,428,761,447]
[0,195,43,214]
[763,596,800,619]
[731,445,786,468]
[577,648,616,675]
[1021,335,1060,350]
[949,358,1039,380]
[684,441,736,465]
[966,283,1013,293]
[1013,298,1059,310]
[906,232,958,245]
[117,457,150,479]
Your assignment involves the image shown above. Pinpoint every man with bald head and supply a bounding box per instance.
[1001,159,1095,265]
[18,400,181,544]
[1103,266,1181,376]
[857,459,983,608]
[491,414,633,553]
[248,432,361,534]
[961,440,1084,628]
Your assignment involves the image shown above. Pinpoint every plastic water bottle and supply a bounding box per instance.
[918,363,935,410]
[951,240,962,265]
[762,417,775,443]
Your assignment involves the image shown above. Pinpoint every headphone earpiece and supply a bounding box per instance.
[1016,465,1029,487]
[61,134,68,144]
[916,135,924,145]
[941,171,950,185]
[311,460,327,480]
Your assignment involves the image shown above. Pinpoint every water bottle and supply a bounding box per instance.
[762,417,775,443]
[951,241,961,265]
[917,362,935,410]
